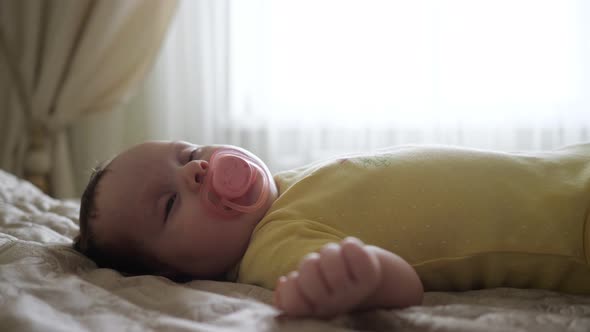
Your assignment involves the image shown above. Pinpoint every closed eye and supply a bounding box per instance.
[164,194,176,221]
[186,148,197,164]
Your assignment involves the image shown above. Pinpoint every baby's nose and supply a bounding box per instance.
[182,160,209,188]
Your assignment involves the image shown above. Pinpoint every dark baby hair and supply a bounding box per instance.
[73,162,156,275]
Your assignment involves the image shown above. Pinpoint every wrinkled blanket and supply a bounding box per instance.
[0,169,589,331]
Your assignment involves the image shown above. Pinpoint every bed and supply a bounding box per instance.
[1,169,589,332]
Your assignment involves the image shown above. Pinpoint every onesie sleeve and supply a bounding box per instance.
[236,219,345,290]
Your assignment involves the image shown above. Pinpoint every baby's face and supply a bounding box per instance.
[93,141,278,277]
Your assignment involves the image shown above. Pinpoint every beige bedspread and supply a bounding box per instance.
[1,169,589,331]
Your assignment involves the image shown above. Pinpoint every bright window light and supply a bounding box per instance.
[230,0,584,128]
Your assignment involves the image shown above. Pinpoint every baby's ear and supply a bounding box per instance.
[72,235,83,251]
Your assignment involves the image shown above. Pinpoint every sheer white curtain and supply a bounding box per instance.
[73,0,590,191]
[229,0,590,171]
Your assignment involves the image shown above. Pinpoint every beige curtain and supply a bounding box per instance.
[0,0,177,198]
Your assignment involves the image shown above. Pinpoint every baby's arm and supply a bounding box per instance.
[274,237,423,318]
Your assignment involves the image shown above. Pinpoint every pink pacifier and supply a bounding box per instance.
[200,148,269,217]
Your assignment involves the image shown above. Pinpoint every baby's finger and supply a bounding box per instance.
[318,243,352,289]
[274,276,286,309]
[296,253,331,309]
[341,237,381,286]
[275,272,313,317]
[315,243,360,316]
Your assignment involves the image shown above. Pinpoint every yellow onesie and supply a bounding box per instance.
[234,144,590,294]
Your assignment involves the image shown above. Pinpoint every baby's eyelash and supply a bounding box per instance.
[164,194,176,221]
[189,149,196,162]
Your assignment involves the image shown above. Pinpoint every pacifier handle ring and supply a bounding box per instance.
[202,188,241,217]
[220,168,269,213]
[200,149,270,217]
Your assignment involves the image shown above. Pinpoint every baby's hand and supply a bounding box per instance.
[274,237,382,318]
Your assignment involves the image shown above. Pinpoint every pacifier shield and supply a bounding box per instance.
[211,154,254,199]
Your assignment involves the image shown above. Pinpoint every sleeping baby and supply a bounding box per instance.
[73,141,590,318]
